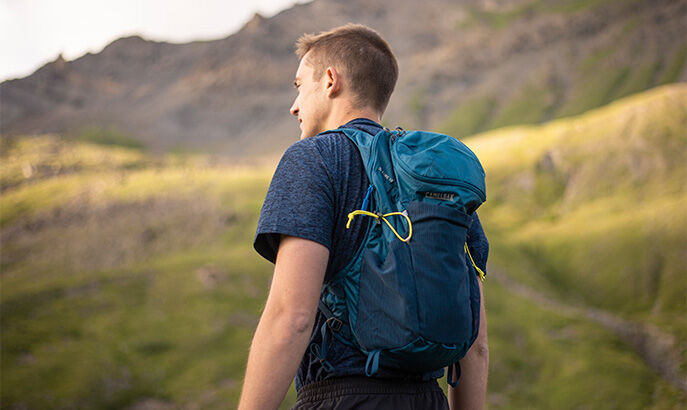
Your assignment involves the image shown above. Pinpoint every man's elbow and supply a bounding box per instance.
[459,340,489,372]
[289,310,315,335]
[471,341,489,359]
[263,305,315,337]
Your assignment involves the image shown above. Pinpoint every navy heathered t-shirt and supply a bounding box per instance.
[254,118,489,392]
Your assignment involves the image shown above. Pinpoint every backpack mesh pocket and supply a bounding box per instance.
[356,232,417,350]
[407,201,475,343]
[355,200,476,350]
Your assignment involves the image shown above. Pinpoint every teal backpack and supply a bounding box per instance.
[311,126,486,387]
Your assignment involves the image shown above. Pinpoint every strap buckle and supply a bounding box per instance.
[386,126,406,142]
[326,316,342,333]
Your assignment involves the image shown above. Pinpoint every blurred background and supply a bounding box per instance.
[1,0,685,408]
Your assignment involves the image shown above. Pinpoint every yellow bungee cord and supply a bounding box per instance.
[346,207,485,282]
[346,210,413,242]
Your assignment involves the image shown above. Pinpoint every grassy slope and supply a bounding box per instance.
[469,83,685,314]
[467,83,687,397]
[1,139,296,409]
[2,85,686,408]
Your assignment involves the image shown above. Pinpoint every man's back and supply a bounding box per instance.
[254,118,489,395]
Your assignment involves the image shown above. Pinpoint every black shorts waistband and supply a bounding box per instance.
[296,376,443,403]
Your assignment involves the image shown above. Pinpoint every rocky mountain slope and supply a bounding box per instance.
[1,0,685,157]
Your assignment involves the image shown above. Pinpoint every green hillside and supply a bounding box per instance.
[1,84,686,408]
[1,140,282,408]
[470,83,686,329]
[469,84,687,405]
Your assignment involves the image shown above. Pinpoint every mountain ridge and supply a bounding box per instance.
[1,0,685,157]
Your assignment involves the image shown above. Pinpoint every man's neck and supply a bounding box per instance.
[324,105,381,130]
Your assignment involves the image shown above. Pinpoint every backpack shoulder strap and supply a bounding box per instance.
[316,127,387,167]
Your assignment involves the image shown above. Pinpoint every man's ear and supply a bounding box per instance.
[325,66,342,98]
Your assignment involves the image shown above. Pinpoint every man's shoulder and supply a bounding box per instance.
[307,129,356,146]
[283,131,357,163]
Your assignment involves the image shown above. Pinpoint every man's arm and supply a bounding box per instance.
[448,277,489,410]
[239,235,329,410]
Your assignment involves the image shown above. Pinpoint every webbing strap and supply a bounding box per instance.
[309,321,335,373]
[318,300,343,332]
[318,300,334,319]
[364,350,381,377]
[447,362,461,387]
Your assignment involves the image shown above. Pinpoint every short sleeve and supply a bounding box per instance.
[467,212,489,276]
[253,139,335,263]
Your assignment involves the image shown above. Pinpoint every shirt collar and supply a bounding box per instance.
[339,117,383,129]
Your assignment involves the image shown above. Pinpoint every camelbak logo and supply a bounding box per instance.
[377,166,394,183]
[424,192,454,201]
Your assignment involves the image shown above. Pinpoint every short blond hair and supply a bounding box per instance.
[295,23,398,114]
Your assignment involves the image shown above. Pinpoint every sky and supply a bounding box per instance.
[0,0,310,82]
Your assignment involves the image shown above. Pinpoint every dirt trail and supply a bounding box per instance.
[489,268,687,392]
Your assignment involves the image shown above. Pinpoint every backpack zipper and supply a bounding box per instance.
[393,151,487,202]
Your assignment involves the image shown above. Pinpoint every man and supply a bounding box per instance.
[239,23,489,410]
